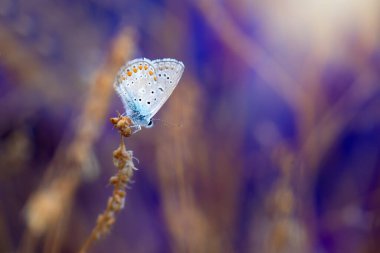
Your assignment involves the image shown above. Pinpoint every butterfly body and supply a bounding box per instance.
[114,58,184,130]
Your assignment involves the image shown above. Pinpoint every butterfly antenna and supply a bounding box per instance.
[151,118,183,128]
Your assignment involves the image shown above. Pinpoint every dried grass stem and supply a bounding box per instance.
[79,135,136,253]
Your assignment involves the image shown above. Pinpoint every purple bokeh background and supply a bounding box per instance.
[1,0,380,252]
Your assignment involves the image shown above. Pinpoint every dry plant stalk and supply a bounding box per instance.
[19,29,135,253]
[79,118,136,253]
[110,114,133,138]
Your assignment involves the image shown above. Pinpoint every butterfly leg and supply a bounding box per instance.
[130,125,142,134]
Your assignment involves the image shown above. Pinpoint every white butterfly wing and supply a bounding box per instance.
[114,58,184,126]
[114,58,157,124]
[147,58,185,119]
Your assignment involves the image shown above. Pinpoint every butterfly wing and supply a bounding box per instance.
[147,58,185,119]
[114,58,158,125]
[114,58,184,127]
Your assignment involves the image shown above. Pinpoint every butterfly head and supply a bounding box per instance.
[146,120,154,128]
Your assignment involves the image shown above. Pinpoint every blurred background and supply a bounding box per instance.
[1,0,380,252]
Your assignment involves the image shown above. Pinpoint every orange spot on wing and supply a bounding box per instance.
[154,76,157,81]
[127,71,132,76]
[149,70,153,76]
[138,65,143,70]
[144,65,148,70]
[133,67,137,73]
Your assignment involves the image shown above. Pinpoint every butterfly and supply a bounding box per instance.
[113,58,184,132]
